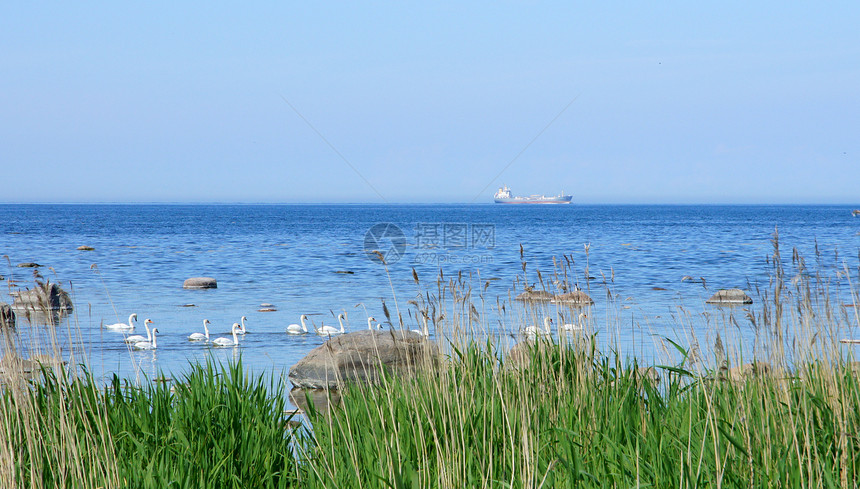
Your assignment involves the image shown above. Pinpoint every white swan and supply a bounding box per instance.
[411,313,429,337]
[133,328,158,350]
[287,315,309,334]
[188,319,210,341]
[366,316,380,330]
[212,323,240,347]
[522,317,552,338]
[237,316,248,335]
[316,314,346,336]
[106,313,137,331]
[561,312,587,333]
[124,318,153,343]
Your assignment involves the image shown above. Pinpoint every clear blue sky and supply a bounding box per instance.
[2,2,858,204]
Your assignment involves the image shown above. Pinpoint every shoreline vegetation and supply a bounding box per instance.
[2,235,860,487]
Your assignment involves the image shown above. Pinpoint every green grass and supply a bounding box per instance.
[3,234,860,487]
[3,342,860,488]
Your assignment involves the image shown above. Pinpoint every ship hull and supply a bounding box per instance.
[494,196,572,204]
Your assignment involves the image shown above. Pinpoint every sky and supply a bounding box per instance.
[2,2,858,204]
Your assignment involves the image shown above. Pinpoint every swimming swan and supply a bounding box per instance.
[212,323,240,347]
[188,319,210,341]
[316,314,346,336]
[561,312,587,333]
[522,317,552,338]
[366,316,380,330]
[124,318,153,343]
[133,327,158,350]
[411,312,429,337]
[237,316,247,335]
[287,315,309,334]
[106,313,137,331]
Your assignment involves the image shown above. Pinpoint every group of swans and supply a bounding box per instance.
[106,314,248,351]
[521,313,587,338]
[107,314,159,350]
[285,314,381,336]
[188,317,246,347]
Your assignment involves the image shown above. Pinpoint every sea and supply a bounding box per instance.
[1,204,859,395]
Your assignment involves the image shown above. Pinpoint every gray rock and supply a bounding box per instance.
[76,245,95,251]
[706,289,753,305]
[11,282,73,313]
[506,339,551,369]
[183,277,217,289]
[0,303,15,327]
[552,290,594,305]
[515,290,554,302]
[288,330,441,389]
[16,262,41,268]
[290,387,342,415]
[719,361,771,382]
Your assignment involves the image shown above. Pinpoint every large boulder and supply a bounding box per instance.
[11,282,73,313]
[183,277,217,289]
[552,290,594,305]
[288,330,441,389]
[289,387,342,415]
[706,289,753,305]
[719,361,771,382]
[0,303,15,327]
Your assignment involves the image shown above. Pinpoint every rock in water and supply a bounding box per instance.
[515,290,555,302]
[17,262,41,268]
[552,290,595,305]
[288,330,440,389]
[11,282,73,312]
[706,289,753,305]
[76,245,95,251]
[0,303,15,327]
[183,277,217,289]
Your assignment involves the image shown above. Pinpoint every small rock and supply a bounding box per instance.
[706,289,753,305]
[178,304,197,307]
[11,282,73,312]
[335,270,355,275]
[17,263,41,268]
[515,290,554,302]
[183,277,217,289]
[76,246,95,251]
[651,287,668,291]
[260,303,275,307]
[0,303,15,328]
[552,290,594,305]
[258,308,277,312]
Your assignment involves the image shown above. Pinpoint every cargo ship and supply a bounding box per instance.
[493,185,572,204]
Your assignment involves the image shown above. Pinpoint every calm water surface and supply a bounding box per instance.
[1,204,859,389]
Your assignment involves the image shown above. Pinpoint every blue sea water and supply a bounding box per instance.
[1,204,859,390]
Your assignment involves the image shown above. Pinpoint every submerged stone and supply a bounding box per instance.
[0,303,15,327]
[183,277,217,289]
[706,289,753,305]
[11,282,74,313]
[515,290,554,302]
[552,290,594,305]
